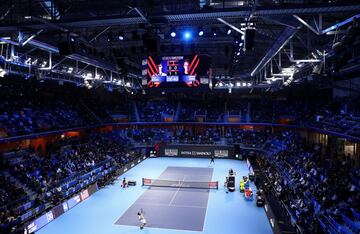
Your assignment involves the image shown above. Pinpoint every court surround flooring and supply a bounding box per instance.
[37,157,273,234]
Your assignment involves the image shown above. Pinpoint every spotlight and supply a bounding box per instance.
[227,29,232,35]
[198,27,204,36]
[170,27,176,37]
[183,31,192,40]
[118,32,124,40]
[236,52,240,56]
[212,28,217,36]
[0,67,7,77]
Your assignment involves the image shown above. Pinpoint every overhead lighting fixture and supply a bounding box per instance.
[227,29,232,35]
[198,27,204,36]
[118,32,124,40]
[212,28,217,36]
[84,72,93,79]
[0,67,7,77]
[170,27,176,37]
[25,58,31,65]
[183,31,192,40]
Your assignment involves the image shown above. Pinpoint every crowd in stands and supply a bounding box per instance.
[0,84,94,137]
[0,176,27,227]
[8,136,111,199]
[136,100,177,122]
[0,131,144,233]
[124,128,172,145]
[0,83,359,140]
[309,97,360,137]
[225,128,271,147]
[173,128,221,144]
[257,133,360,233]
[0,176,26,207]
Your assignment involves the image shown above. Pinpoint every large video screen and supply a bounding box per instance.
[146,55,201,88]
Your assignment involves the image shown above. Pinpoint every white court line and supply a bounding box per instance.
[113,223,204,233]
[201,170,214,232]
[168,174,185,206]
[135,202,206,209]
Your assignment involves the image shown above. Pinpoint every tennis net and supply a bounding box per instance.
[142,178,218,190]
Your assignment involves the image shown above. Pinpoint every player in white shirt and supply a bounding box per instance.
[137,209,147,229]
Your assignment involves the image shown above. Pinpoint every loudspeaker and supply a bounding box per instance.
[58,41,75,56]
[244,29,256,51]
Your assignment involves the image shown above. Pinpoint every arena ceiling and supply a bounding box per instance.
[0,0,359,91]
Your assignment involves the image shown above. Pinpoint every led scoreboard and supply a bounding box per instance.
[144,54,201,88]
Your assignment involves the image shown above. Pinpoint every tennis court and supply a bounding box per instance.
[37,157,272,234]
[115,166,215,231]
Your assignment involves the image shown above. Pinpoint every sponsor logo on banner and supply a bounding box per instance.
[80,189,89,201]
[46,212,54,222]
[161,145,233,158]
[165,148,178,156]
[214,150,229,158]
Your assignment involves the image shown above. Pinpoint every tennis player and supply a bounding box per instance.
[138,209,147,229]
[210,155,215,165]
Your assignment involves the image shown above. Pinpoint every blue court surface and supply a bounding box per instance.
[37,158,273,234]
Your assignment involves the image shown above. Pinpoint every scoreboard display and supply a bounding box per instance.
[144,55,201,88]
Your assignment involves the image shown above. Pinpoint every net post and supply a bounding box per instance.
[216,181,218,190]
[142,178,144,186]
